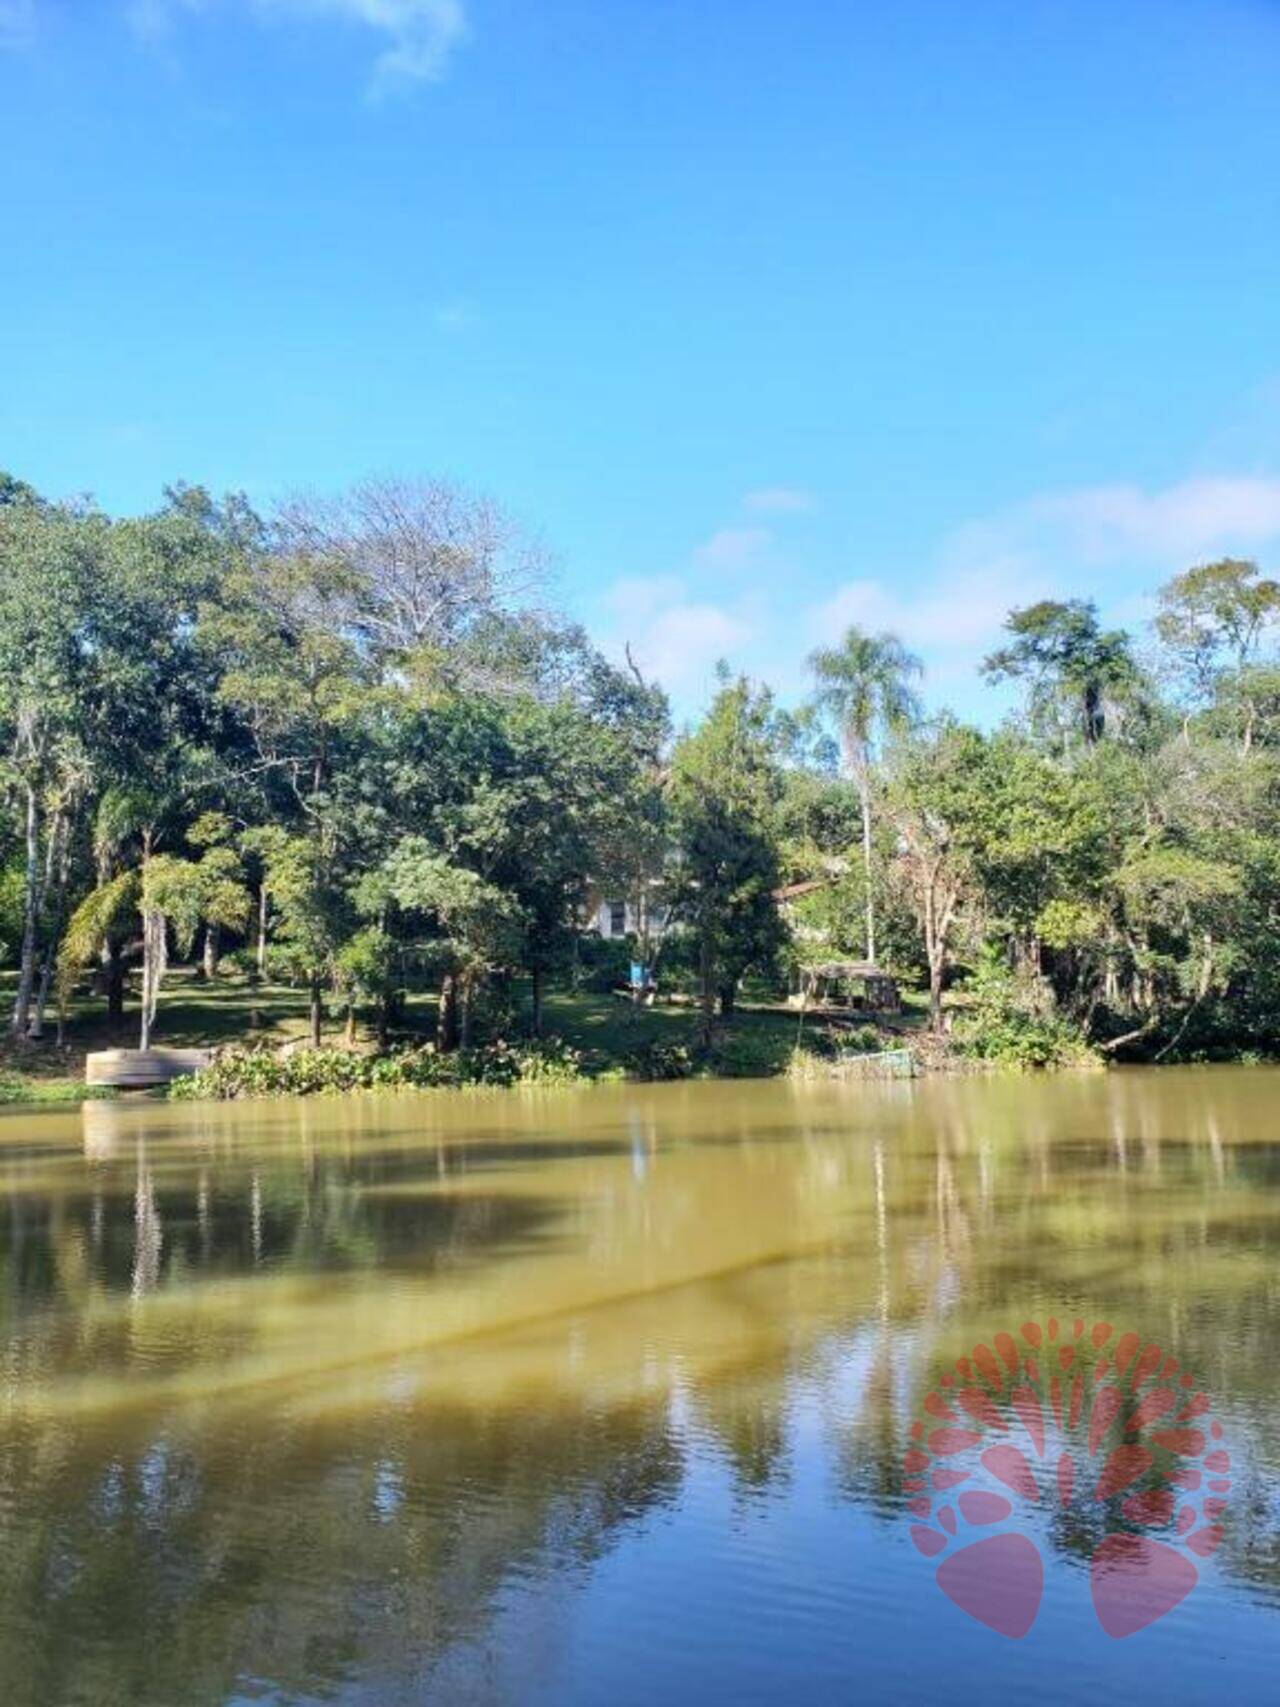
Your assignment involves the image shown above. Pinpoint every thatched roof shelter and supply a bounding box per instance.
[798,960,900,1013]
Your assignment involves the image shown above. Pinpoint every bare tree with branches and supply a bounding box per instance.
[274,476,548,668]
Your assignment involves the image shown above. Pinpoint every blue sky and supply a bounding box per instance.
[2,0,1280,722]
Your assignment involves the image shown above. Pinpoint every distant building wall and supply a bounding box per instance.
[589,897,670,938]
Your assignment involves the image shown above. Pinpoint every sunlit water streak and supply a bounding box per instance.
[0,1069,1277,1703]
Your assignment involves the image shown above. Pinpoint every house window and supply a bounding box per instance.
[608,900,626,937]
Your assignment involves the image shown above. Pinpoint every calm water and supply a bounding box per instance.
[0,1070,1278,1704]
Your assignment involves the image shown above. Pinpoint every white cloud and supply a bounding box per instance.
[609,473,1280,721]
[743,486,816,515]
[1028,476,1280,562]
[0,0,36,47]
[694,524,772,571]
[127,0,213,40]
[944,476,1280,578]
[813,565,1038,696]
[604,573,686,626]
[600,573,754,699]
[810,473,1280,702]
[640,602,752,694]
[127,0,468,88]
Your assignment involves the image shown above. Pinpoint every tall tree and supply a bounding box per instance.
[272,476,546,684]
[1155,558,1280,751]
[669,675,785,1044]
[0,497,217,1038]
[886,721,998,1031]
[808,627,922,965]
[983,599,1141,749]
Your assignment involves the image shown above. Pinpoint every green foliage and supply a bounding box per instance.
[56,869,142,1003]
[1035,898,1102,950]
[668,674,787,1023]
[1155,558,1280,730]
[0,862,27,964]
[955,946,1096,1069]
[0,1077,117,1106]
[572,934,637,994]
[983,598,1144,747]
[141,855,204,956]
[620,1038,699,1080]
[334,925,397,1006]
[380,839,526,972]
[170,1037,588,1100]
[4,462,1279,1080]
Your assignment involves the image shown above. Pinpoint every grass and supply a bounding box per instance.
[0,1077,118,1106]
[0,969,926,1104]
[0,972,321,1106]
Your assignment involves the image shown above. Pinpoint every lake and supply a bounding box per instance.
[0,1069,1277,1704]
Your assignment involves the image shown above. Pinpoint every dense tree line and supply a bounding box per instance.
[785,572,1280,1060]
[0,473,665,1052]
[1,468,1277,1065]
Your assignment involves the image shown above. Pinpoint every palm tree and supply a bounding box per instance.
[809,627,923,965]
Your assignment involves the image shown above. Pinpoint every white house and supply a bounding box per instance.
[585,882,672,940]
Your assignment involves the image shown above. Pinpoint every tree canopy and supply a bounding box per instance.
[1,466,1277,1068]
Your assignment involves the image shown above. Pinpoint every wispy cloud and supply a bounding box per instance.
[809,473,1280,701]
[812,569,1038,702]
[743,485,816,515]
[603,473,1280,720]
[127,0,468,90]
[0,0,36,48]
[1019,476,1280,562]
[602,573,755,701]
[694,524,772,571]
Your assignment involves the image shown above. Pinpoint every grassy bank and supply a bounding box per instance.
[0,971,927,1104]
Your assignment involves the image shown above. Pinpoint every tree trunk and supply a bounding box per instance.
[139,906,167,1051]
[438,973,459,1052]
[202,924,220,982]
[308,979,323,1047]
[858,773,876,966]
[459,974,474,1050]
[344,1003,357,1047]
[928,957,945,1032]
[376,993,390,1050]
[256,885,268,981]
[104,942,126,1028]
[530,964,544,1038]
[698,931,716,1050]
[11,783,42,1041]
[30,942,56,1042]
[29,808,71,1042]
[718,982,736,1018]
[30,949,53,1042]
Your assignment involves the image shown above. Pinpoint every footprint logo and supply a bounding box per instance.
[903,1318,1227,1639]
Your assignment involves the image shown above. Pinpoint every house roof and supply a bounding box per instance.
[801,960,896,980]
[773,878,832,903]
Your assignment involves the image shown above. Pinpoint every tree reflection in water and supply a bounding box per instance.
[0,1071,1275,1703]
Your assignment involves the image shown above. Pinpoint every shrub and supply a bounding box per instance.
[621,1039,697,1080]
[954,945,1096,1069]
[170,1036,588,1100]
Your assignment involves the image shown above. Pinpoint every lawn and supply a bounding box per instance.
[0,970,927,1104]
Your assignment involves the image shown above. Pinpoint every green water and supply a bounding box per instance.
[0,1069,1277,1703]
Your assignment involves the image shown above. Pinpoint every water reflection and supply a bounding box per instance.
[0,1071,1277,1703]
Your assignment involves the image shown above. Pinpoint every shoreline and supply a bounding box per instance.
[7,1041,1275,1112]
